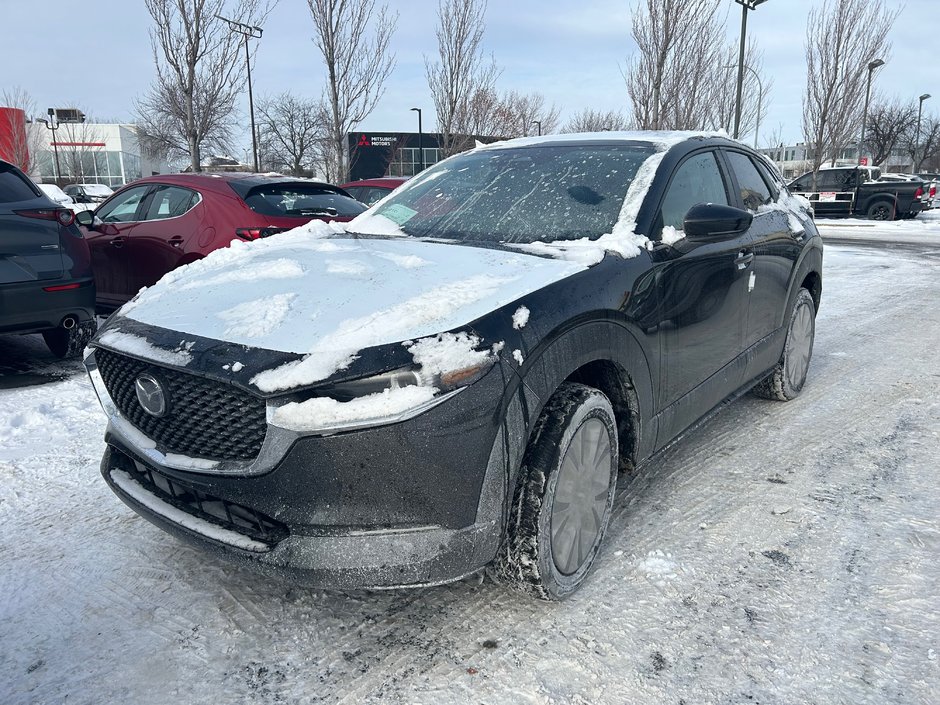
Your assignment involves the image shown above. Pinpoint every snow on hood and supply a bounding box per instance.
[119,226,585,390]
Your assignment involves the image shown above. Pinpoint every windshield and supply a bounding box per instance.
[84,184,114,197]
[357,144,655,244]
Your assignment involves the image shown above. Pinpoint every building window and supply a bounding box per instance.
[387,147,443,177]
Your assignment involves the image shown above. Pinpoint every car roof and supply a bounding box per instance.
[131,172,343,193]
[475,130,736,152]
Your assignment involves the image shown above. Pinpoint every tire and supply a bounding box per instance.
[42,319,97,359]
[491,382,619,600]
[866,200,894,221]
[753,288,815,401]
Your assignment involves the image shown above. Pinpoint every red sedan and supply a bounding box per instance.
[75,173,365,311]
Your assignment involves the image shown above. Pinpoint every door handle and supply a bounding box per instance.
[735,250,754,270]
[110,236,126,248]
[168,236,184,248]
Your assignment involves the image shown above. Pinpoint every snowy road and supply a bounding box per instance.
[2,244,939,704]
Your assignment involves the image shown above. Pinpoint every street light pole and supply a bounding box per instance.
[915,93,932,171]
[722,64,763,147]
[217,14,263,172]
[733,0,768,140]
[858,58,885,165]
[40,108,62,183]
[532,120,542,136]
[410,107,424,174]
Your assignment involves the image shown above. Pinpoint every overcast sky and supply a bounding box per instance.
[1,0,935,156]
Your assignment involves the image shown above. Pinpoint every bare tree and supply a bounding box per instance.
[902,114,940,172]
[497,91,560,137]
[802,0,897,181]
[1,87,44,173]
[137,0,273,172]
[562,108,629,133]
[452,87,509,139]
[256,93,325,175]
[864,98,917,167]
[624,0,724,131]
[426,0,499,156]
[702,39,772,141]
[308,0,398,183]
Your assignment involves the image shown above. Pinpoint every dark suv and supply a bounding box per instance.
[85,133,822,599]
[1,159,96,357]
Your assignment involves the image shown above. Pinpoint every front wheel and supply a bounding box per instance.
[753,288,815,401]
[491,383,619,600]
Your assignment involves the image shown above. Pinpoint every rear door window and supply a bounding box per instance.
[725,151,774,211]
[240,184,367,218]
[0,164,41,203]
[142,185,200,221]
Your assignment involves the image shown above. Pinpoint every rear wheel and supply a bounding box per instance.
[42,319,97,359]
[866,200,894,220]
[492,383,618,600]
[753,288,815,401]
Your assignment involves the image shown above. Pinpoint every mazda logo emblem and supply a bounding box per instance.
[135,374,167,417]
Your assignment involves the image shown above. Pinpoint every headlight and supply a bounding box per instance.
[266,359,494,435]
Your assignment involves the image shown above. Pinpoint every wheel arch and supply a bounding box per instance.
[565,359,641,473]
[512,319,656,476]
[785,240,823,318]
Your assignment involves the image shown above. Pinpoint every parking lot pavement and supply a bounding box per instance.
[2,244,939,704]
[0,333,86,390]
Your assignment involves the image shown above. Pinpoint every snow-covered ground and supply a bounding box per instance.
[816,209,940,249]
[2,242,939,704]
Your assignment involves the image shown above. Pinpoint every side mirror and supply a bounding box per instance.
[75,209,95,228]
[683,203,753,241]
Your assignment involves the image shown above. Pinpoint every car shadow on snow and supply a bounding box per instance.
[0,333,86,389]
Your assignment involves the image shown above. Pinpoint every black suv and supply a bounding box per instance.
[1,159,97,357]
[85,133,822,599]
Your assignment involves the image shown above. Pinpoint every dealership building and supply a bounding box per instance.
[347,131,502,181]
[0,105,169,187]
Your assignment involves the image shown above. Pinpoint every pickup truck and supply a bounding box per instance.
[788,166,926,220]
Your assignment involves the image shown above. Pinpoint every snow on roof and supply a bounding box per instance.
[477,129,731,152]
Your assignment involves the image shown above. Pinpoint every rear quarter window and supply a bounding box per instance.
[0,164,41,203]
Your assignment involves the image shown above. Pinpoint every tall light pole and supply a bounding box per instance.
[858,58,885,165]
[410,107,424,174]
[532,120,542,136]
[723,64,763,147]
[217,14,263,172]
[915,93,932,171]
[39,108,62,183]
[733,0,768,140]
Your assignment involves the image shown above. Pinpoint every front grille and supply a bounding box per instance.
[96,347,267,461]
[116,451,287,546]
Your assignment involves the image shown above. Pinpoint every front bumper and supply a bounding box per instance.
[102,444,501,588]
[91,351,515,588]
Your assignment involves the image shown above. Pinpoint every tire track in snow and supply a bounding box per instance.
[3,245,940,704]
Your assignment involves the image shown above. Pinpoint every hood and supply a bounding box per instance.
[117,234,586,390]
